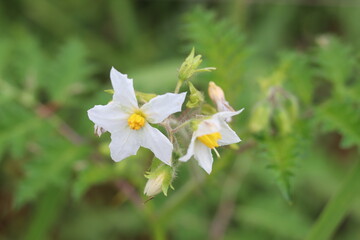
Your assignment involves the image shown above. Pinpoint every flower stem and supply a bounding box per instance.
[174,80,183,94]
[172,119,192,133]
[305,159,360,240]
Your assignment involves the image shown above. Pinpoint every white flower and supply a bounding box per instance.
[179,109,244,174]
[88,67,186,165]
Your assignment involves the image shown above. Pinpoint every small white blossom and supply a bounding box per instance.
[179,109,244,174]
[88,67,186,165]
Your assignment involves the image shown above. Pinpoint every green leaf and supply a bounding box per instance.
[314,36,355,89]
[317,98,360,148]
[41,39,95,105]
[15,142,88,207]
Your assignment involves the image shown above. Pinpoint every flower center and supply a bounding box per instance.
[128,113,146,130]
[197,132,222,149]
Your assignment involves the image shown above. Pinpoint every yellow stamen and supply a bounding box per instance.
[128,113,146,130]
[197,132,222,149]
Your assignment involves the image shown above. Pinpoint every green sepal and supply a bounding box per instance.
[144,161,174,197]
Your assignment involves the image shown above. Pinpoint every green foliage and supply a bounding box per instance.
[314,36,356,88]
[73,163,127,200]
[1,2,360,240]
[41,39,95,106]
[15,140,88,207]
[183,7,249,89]
[317,98,360,148]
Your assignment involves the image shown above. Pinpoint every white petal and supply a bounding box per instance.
[179,134,197,162]
[109,128,141,162]
[88,102,128,133]
[140,124,173,166]
[218,122,241,146]
[141,92,186,123]
[195,118,221,137]
[194,141,213,174]
[214,108,244,121]
[110,67,138,110]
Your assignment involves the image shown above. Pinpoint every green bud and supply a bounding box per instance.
[178,48,215,81]
[186,82,204,108]
[274,108,292,136]
[144,164,174,197]
[249,102,272,133]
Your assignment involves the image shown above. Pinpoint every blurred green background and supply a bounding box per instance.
[1,0,360,239]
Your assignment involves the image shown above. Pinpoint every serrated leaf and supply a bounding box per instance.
[15,142,88,207]
[317,98,360,148]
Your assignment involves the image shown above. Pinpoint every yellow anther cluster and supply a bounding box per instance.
[197,132,222,149]
[128,113,146,130]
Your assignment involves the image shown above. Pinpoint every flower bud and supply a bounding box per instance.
[249,102,272,133]
[208,82,235,122]
[144,172,166,196]
[274,108,292,136]
[144,164,173,197]
[178,48,215,81]
[186,82,204,108]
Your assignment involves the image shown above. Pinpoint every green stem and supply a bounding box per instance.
[174,80,183,94]
[151,221,166,240]
[305,159,360,240]
[172,119,192,133]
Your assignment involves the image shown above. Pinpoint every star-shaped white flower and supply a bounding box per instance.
[88,67,186,166]
[179,109,244,174]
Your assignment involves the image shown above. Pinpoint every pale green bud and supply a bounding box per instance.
[144,164,174,197]
[274,108,292,136]
[178,48,215,81]
[186,82,204,108]
[249,102,272,133]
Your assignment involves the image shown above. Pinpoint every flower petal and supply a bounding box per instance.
[179,134,196,162]
[214,108,244,121]
[195,118,221,137]
[140,124,173,166]
[88,102,128,133]
[110,67,138,110]
[141,92,186,123]
[218,122,241,146]
[194,141,213,174]
[109,128,140,162]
